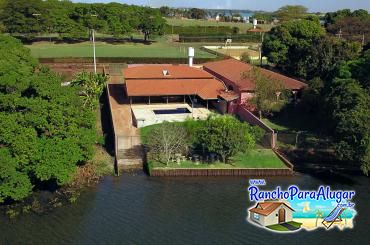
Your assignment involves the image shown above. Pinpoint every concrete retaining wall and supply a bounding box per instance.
[150,168,293,176]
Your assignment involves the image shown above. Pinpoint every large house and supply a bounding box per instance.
[121,59,306,129]
[124,64,226,106]
[203,59,307,114]
[249,201,295,226]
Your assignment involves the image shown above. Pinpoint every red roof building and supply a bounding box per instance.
[123,64,226,103]
[203,59,307,114]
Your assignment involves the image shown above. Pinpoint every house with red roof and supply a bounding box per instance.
[249,201,295,226]
[124,64,226,107]
[203,59,307,114]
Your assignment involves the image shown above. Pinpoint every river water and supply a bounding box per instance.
[0,171,369,244]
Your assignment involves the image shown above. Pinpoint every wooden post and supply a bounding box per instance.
[166,96,169,104]
[148,96,151,105]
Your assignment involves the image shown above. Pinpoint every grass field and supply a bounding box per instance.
[266,221,302,232]
[26,41,217,59]
[165,18,273,32]
[149,149,287,169]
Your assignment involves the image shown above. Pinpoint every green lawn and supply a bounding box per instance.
[266,221,302,232]
[149,149,287,170]
[165,18,273,32]
[26,41,217,59]
[261,118,290,131]
[266,224,290,231]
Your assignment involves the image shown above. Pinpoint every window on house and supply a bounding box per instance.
[253,213,260,220]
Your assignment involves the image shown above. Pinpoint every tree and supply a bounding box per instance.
[274,5,308,22]
[251,12,274,23]
[240,52,252,64]
[0,148,33,203]
[263,19,324,75]
[138,11,165,41]
[243,67,287,119]
[0,35,96,203]
[315,209,324,227]
[159,6,171,17]
[146,122,189,165]
[339,50,370,90]
[325,79,370,175]
[198,115,258,163]
[263,19,360,80]
[71,72,108,109]
[187,8,207,19]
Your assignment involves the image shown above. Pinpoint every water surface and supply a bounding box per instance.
[0,172,369,244]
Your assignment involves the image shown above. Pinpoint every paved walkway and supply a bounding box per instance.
[280,222,300,231]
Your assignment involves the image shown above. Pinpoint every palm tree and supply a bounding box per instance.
[71,72,108,109]
[315,209,324,227]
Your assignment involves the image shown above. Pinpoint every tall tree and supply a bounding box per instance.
[198,115,258,163]
[138,11,165,41]
[0,35,96,202]
[274,5,308,22]
[243,67,287,118]
[325,79,370,175]
[146,122,189,165]
[263,19,360,80]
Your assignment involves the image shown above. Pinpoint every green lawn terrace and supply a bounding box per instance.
[148,149,288,170]
[266,221,302,232]
[140,122,288,171]
[26,41,217,59]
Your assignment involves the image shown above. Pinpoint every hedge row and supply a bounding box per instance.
[164,25,239,35]
[39,56,223,64]
[179,33,262,43]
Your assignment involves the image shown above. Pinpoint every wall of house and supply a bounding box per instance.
[227,100,239,114]
[250,212,265,226]
[263,204,293,226]
[240,91,254,105]
[212,100,228,114]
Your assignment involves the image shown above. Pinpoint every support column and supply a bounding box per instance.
[130,97,132,105]
[148,96,151,105]
[166,96,169,104]
[184,95,186,103]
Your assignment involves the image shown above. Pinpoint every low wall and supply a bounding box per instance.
[39,57,220,64]
[237,106,276,148]
[150,168,293,177]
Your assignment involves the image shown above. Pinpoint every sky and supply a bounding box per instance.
[73,0,370,12]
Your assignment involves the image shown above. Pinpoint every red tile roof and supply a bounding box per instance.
[249,202,295,216]
[124,65,214,80]
[124,65,226,100]
[203,59,306,91]
[126,78,225,100]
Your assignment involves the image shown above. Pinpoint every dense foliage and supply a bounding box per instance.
[0,35,96,203]
[274,5,308,22]
[325,79,370,174]
[243,67,288,118]
[146,122,189,165]
[263,19,361,80]
[324,9,370,43]
[198,115,261,163]
[0,0,165,40]
[71,72,108,109]
[144,116,263,165]
[263,14,369,174]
